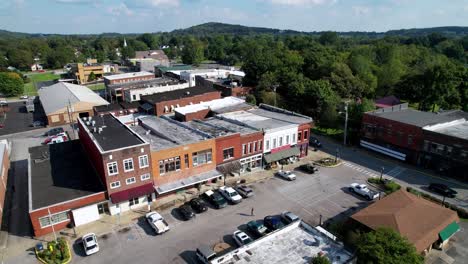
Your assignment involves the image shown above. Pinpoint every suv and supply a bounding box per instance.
[247,220,268,237]
[196,246,217,264]
[281,211,300,224]
[202,190,227,209]
[309,137,322,148]
[219,186,242,204]
[234,185,254,198]
[264,215,285,231]
[299,163,319,174]
[428,183,457,198]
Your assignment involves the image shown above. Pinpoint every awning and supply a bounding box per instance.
[439,221,460,241]
[156,170,222,195]
[360,140,406,161]
[110,183,155,204]
[217,160,242,175]
[264,146,300,164]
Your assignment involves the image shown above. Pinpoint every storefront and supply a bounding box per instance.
[240,154,263,173]
[263,146,300,169]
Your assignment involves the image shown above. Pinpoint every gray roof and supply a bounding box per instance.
[184,120,235,138]
[368,108,465,128]
[202,117,258,135]
[424,119,468,140]
[38,82,109,114]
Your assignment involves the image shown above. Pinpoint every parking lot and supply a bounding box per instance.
[0,100,47,136]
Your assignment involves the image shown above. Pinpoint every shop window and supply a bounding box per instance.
[192,149,212,166]
[38,211,69,228]
[223,148,234,161]
[159,156,181,174]
[184,154,189,168]
[129,198,139,206]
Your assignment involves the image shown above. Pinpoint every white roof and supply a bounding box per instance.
[104,71,154,81]
[38,82,109,114]
[175,97,245,115]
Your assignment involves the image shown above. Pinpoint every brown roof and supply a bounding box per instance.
[134,50,169,61]
[351,190,459,252]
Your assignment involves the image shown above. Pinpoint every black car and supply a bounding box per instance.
[309,137,322,148]
[189,198,208,213]
[178,204,196,220]
[263,215,285,231]
[299,163,319,174]
[202,190,228,209]
[428,183,457,198]
[45,127,64,137]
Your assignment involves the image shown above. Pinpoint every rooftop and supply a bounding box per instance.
[94,103,123,113]
[103,71,154,81]
[213,221,352,264]
[219,110,294,131]
[107,76,182,90]
[29,141,105,211]
[351,189,459,252]
[252,104,313,124]
[141,85,219,104]
[134,50,168,60]
[367,103,465,127]
[174,97,246,115]
[424,119,468,140]
[202,117,258,135]
[136,116,209,151]
[79,114,146,152]
[183,120,235,138]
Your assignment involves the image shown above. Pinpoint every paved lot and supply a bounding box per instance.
[0,101,47,136]
[426,222,468,264]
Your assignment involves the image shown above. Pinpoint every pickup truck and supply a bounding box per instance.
[219,186,242,204]
[348,183,380,200]
[145,211,170,234]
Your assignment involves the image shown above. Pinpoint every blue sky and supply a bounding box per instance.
[1,0,467,34]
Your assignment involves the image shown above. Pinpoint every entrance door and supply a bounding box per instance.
[97,203,109,215]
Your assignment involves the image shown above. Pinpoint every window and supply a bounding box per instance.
[259,140,263,150]
[110,181,121,189]
[159,156,181,175]
[273,138,277,149]
[129,198,139,206]
[292,134,296,143]
[298,132,302,141]
[107,162,118,176]
[407,135,413,145]
[265,140,270,150]
[184,154,189,168]
[126,177,136,185]
[138,155,149,168]
[223,148,235,161]
[279,137,283,146]
[242,144,246,155]
[38,211,69,228]
[254,142,257,152]
[286,135,290,144]
[304,130,308,140]
[123,158,134,172]
[141,173,151,181]
[51,115,60,123]
[248,143,252,153]
[192,149,212,166]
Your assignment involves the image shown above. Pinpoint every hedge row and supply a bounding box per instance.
[406,187,468,219]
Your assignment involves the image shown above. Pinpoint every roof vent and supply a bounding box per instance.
[146,130,151,135]
[92,120,96,127]
[186,91,190,95]
[82,117,88,121]
[86,121,90,126]
[93,127,97,133]
[98,127,103,134]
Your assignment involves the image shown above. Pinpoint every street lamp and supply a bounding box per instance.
[379,167,385,182]
[335,148,339,163]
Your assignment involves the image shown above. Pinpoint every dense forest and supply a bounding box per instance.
[0,23,467,133]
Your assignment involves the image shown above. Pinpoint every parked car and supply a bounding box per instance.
[281,211,300,224]
[234,185,254,198]
[247,220,268,237]
[202,190,227,209]
[82,233,99,256]
[44,127,64,137]
[178,204,196,220]
[219,186,242,204]
[20,95,28,100]
[309,137,322,148]
[145,211,170,234]
[189,198,208,213]
[276,170,297,181]
[264,215,285,231]
[31,121,44,127]
[299,163,319,174]
[348,183,380,200]
[196,245,217,264]
[428,183,457,198]
[43,132,68,145]
[232,230,253,247]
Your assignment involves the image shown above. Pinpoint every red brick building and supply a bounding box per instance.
[104,71,154,86]
[141,86,221,116]
[0,141,10,228]
[78,114,154,216]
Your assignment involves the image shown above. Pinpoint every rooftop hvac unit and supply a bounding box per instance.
[82,117,88,121]
[93,127,97,133]
[92,120,96,127]
[86,121,90,126]
[98,127,103,134]
[146,130,151,135]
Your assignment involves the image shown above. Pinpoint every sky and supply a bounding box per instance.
[0,0,467,34]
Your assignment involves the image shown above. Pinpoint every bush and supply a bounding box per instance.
[406,187,468,219]
[310,255,331,264]
[368,177,383,184]
[384,181,401,194]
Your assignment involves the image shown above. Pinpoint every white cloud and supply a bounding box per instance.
[268,0,336,6]
[107,3,134,16]
[125,0,180,8]
[352,5,371,16]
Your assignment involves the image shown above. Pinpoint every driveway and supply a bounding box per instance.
[0,101,47,136]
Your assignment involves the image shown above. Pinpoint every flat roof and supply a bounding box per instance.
[202,117,258,135]
[137,116,209,151]
[253,104,312,124]
[80,114,146,152]
[104,71,154,81]
[218,110,296,131]
[29,141,105,211]
[141,86,219,104]
[174,97,245,115]
[184,120,235,138]
[94,103,123,113]
[214,221,352,264]
[424,119,468,140]
[107,76,182,90]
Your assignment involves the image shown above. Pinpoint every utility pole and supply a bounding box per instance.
[379,167,385,182]
[343,102,349,146]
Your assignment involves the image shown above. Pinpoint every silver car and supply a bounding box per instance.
[234,185,254,198]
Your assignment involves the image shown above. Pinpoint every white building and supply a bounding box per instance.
[173,68,245,87]
[123,81,189,102]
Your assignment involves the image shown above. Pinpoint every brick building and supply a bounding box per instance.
[28,141,107,237]
[0,141,10,228]
[103,71,154,86]
[195,75,252,97]
[133,116,221,196]
[174,97,251,122]
[93,101,141,117]
[78,114,154,215]
[141,86,221,116]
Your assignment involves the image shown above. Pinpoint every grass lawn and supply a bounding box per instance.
[87,83,105,91]
[23,72,60,96]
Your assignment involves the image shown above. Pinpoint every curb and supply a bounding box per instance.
[313,161,343,168]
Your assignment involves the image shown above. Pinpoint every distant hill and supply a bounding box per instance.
[1,23,468,38]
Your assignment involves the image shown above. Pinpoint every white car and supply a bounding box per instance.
[349,183,380,200]
[146,211,170,234]
[276,170,296,181]
[232,230,253,247]
[20,95,28,99]
[82,233,99,256]
[219,186,242,204]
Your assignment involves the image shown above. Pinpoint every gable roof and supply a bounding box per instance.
[38,82,109,115]
[351,190,459,252]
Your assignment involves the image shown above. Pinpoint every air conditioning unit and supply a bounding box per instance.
[92,120,96,126]
[98,127,103,134]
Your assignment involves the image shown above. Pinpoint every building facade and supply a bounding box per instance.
[0,141,10,228]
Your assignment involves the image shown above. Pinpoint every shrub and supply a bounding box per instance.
[384,181,401,194]
[406,187,468,219]
[368,177,383,184]
[310,255,331,264]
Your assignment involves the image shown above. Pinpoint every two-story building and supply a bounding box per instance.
[78,114,154,215]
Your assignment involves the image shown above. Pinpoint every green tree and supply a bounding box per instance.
[245,94,256,105]
[310,255,331,264]
[181,38,204,65]
[121,46,135,60]
[356,228,423,264]
[88,72,96,82]
[0,72,24,96]
[137,33,159,49]
[319,31,339,45]
[7,49,33,70]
